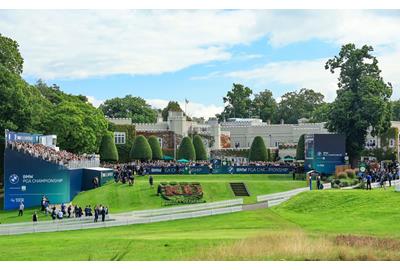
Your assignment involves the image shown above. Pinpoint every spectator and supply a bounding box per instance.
[94,205,99,223]
[32,211,38,222]
[149,175,154,188]
[18,202,24,216]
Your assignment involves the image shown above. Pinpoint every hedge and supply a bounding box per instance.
[177,137,196,161]
[130,135,152,161]
[148,136,163,160]
[99,132,119,162]
[248,136,268,161]
[296,134,305,160]
[193,135,207,160]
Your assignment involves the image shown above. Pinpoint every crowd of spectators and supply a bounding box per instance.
[360,161,400,190]
[9,141,99,168]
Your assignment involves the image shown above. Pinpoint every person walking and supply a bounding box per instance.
[32,211,38,222]
[149,175,154,188]
[94,205,99,223]
[101,206,106,222]
[18,202,24,216]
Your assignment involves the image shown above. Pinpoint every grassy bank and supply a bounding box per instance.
[0,174,305,224]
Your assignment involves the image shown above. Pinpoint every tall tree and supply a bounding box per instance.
[0,33,24,75]
[325,44,392,166]
[217,84,253,121]
[310,103,331,123]
[391,100,400,121]
[276,88,325,124]
[296,134,305,160]
[161,101,184,121]
[100,95,157,123]
[252,90,278,122]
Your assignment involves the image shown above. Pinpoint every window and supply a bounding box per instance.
[114,132,126,145]
[275,141,280,147]
[389,139,395,148]
[157,137,163,148]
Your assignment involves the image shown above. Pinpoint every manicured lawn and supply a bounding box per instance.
[1,188,400,260]
[0,174,306,224]
[272,188,400,238]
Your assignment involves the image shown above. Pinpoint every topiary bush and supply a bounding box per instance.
[249,136,268,161]
[99,132,119,162]
[296,134,305,160]
[177,137,196,161]
[193,135,207,161]
[147,136,163,160]
[130,135,152,161]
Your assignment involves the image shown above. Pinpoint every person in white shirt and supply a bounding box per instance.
[57,210,63,219]
[18,202,24,216]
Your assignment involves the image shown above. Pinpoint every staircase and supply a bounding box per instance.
[230,182,250,196]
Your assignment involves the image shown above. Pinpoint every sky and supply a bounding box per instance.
[0,10,399,119]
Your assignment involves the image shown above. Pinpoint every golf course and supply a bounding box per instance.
[0,174,309,224]
[0,174,399,260]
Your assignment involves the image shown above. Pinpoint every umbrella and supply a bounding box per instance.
[163,155,174,161]
[177,159,189,163]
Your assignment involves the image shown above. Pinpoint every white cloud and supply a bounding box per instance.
[146,99,223,119]
[0,10,399,101]
[87,96,104,108]
[0,10,261,79]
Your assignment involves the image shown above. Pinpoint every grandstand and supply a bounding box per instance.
[3,130,113,210]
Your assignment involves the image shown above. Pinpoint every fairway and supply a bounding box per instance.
[1,188,400,260]
[0,174,306,224]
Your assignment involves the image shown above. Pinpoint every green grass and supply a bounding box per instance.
[272,188,400,238]
[1,188,400,260]
[0,209,294,261]
[0,174,306,224]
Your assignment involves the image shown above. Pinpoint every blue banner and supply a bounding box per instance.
[146,165,291,175]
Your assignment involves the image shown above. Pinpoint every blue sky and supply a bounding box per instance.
[1,10,399,118]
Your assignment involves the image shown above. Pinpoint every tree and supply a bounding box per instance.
[177,137,196,161]
[310,103,331,123]
[325,44,392,166]
[161,101,183,121]
[148,136,163,160]
[276,88,325,124]
[0,33,24,75]
[99,132,119,162]
[130,135,152,161]
[391,100,400,121]
[44,101,108,154]
[100,95,157,123]
[217,84,253,121]
[248,136,268,161]
[193,135,207,160]
[296,134,305,160]
[252,90,278,122]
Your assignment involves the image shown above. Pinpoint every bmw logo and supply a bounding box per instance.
[9,174,19,185]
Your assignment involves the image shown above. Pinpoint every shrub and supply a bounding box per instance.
[249,136,268,161]
[177,137,196,161]
[193,135,207,161]
[99,132,119,162]
[337,172,347,179]
[130,135,152,161]
[296,134,305,160]
[147,136,163,160]
[345,169,356,179]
